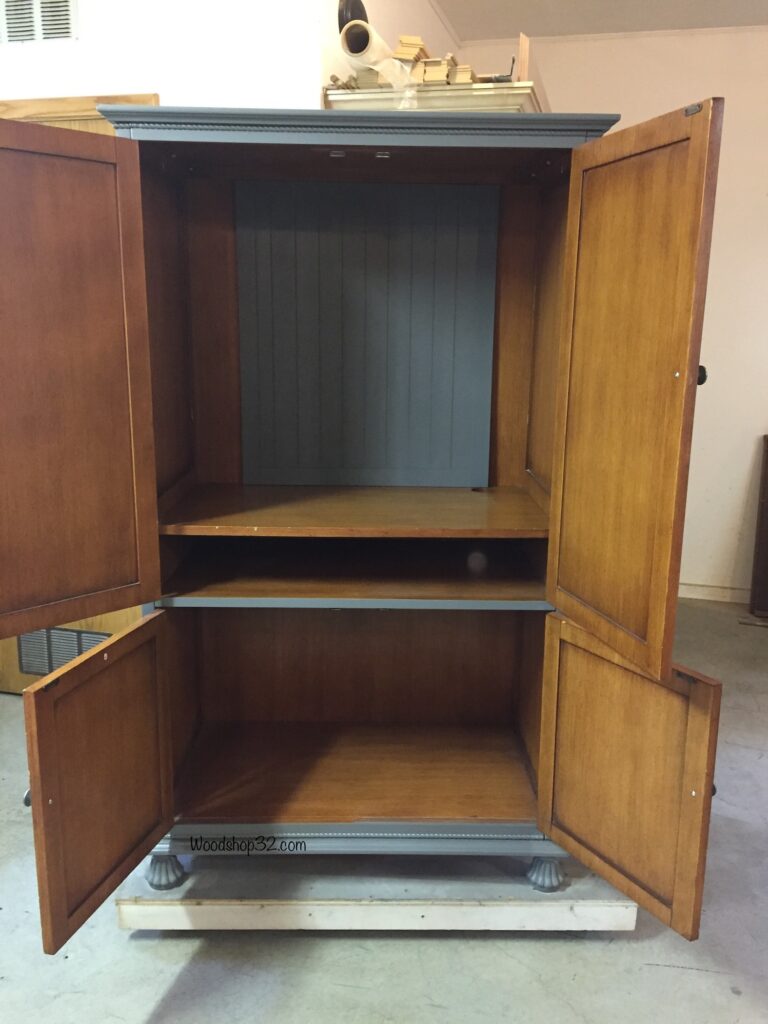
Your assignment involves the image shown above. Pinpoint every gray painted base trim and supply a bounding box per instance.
[156,822,568,859]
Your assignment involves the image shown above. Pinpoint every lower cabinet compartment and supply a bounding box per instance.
[24,600,720,950]
[175,723,537,824]
[167,607,546,829]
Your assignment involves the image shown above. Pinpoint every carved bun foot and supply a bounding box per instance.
[146,854,187,891]
[526,857,565,893]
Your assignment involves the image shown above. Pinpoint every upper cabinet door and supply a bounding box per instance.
[24,612,173,953]
[539,615,720,940]
[0,119,160,641]
[547,100,723,679]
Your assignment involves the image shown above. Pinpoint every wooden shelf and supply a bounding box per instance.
[175,724,537,825]
[159,484,549,539]
[160,538,550,609]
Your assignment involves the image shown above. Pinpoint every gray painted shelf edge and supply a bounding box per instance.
[98,105,619,148]
[154,596,555,611]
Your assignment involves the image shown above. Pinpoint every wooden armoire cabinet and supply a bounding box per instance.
[0,99,723,953]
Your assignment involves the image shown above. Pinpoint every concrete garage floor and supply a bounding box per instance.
[0,599,766,1024]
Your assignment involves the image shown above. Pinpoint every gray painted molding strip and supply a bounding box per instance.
[163,837,566,857]
[99,105,619,148]
[157,822,568,858]
[155,596,555,611]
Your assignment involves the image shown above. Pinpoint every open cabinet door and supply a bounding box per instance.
[24,612,173,953]
[539,615,720,939]
[547,100,722,679]
[0,118,160,640]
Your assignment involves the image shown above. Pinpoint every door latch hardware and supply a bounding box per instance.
[697,365,708,385]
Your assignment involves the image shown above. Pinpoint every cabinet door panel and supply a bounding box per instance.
[24,612,172,953]
[0,119,159,640]
[539,615,720,939]
[547,100,722,679]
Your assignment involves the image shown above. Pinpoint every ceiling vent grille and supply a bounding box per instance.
[1,0,75,43]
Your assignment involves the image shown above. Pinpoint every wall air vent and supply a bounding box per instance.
[1,0,75,43]
[18,626,109,675]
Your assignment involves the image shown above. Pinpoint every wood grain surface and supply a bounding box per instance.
[163,538,547,604]
[539,614,720,939]
[176,723,537,824]
[23,613,172,953]
[0,119,159,639]
[197,607,521,726]
[547,99,723,679]
[160,484,549,538]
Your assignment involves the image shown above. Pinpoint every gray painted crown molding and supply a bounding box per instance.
[98,105,619,149]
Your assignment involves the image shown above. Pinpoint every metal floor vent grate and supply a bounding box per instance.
[18,626,109,675]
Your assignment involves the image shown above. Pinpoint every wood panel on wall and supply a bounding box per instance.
[197,608,521,726]
[489,185,540,487]
[0,94,158,135]
[515,612,545,784]
[141,170,195,496]
[185,179,242,483]
[526,183,568,505]
[164,610,201,773]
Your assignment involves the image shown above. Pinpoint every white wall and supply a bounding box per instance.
[463,27,768,601]
[0,0,333,106]
[0,0,458,105]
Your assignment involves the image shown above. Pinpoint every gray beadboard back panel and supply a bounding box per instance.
[237,180,499,486]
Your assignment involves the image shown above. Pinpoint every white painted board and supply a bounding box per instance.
[116,855,637,933]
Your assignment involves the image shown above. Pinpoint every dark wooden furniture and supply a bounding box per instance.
[751,436,768,617]
[0,101,723,952]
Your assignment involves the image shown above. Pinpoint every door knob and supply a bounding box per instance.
[697,365,708,385]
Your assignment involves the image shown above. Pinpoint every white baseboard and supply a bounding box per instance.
[678,583,750,604]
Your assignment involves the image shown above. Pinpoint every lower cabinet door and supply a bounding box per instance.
[24,611,173,953]
[538,614,721,939]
